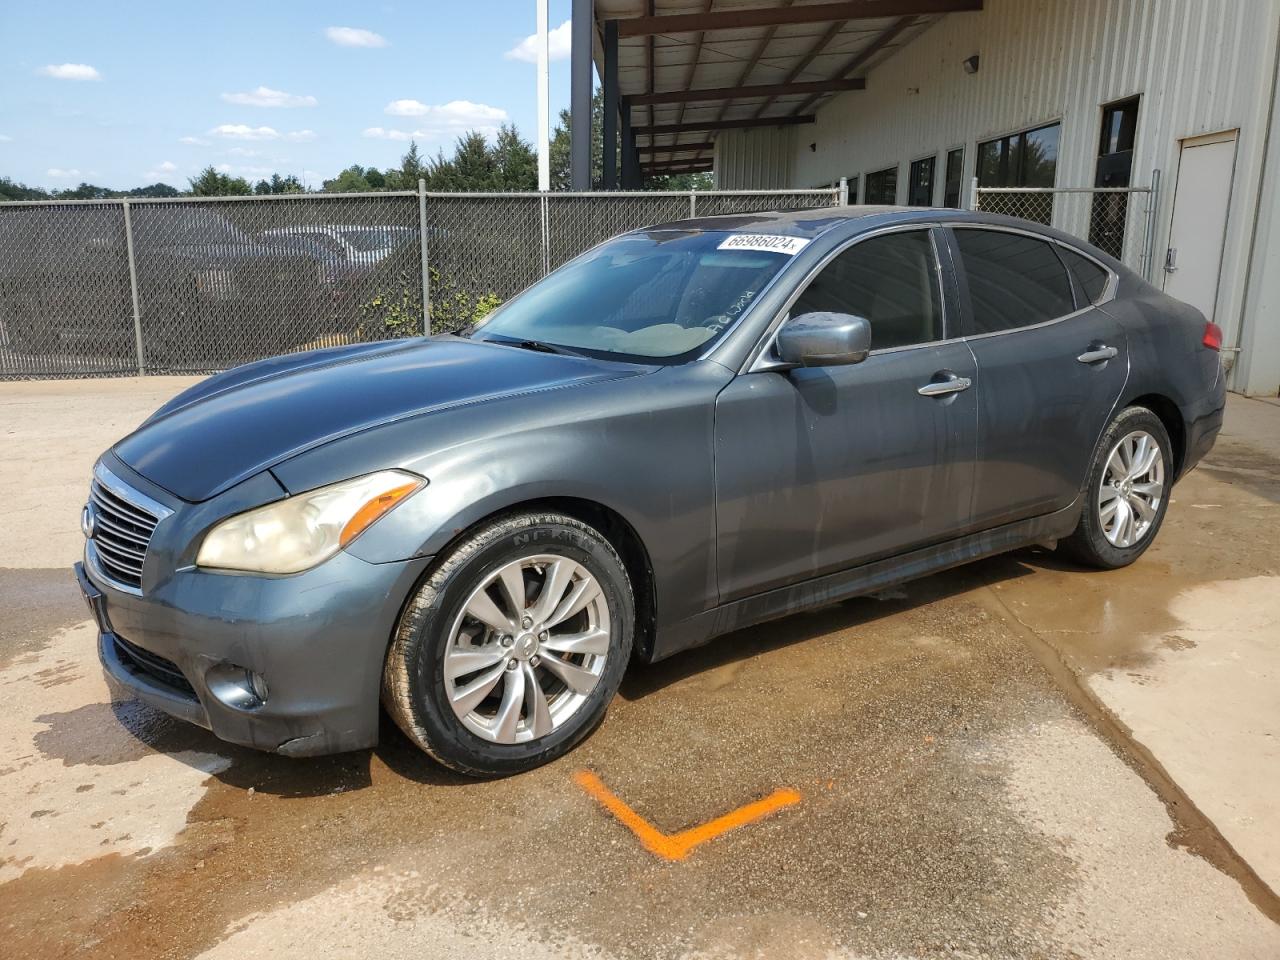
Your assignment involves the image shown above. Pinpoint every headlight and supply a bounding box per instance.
[196,470,424,574]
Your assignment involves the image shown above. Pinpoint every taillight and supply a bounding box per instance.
[1202,321,1223,351]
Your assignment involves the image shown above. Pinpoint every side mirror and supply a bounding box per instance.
[774,312,872,368]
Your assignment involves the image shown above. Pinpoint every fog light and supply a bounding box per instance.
[205,662,269,710]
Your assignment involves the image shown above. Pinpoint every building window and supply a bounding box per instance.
[943,147,965,207]
[976,122,1060,223]
[1090,96,1140,259]
[865,166,898,204]
[908,156,936,206]
[846,174,858,202]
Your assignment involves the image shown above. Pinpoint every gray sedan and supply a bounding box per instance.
[75,207,1226,775]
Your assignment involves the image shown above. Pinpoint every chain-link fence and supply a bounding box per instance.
[972,177,1160,280]
[0,186,838,380]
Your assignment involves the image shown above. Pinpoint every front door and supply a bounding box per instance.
[1163,130,1238,325]
[947,226,1129,527]
[714,227,978,602]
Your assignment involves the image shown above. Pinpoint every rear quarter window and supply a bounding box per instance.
[953,228,1076,334]
[1058,246,1111,304]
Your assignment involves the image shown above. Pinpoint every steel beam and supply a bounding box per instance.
[615,0,982,37]
[634,115,815,135]
[632,77,865,106]
[570,0,592,189]
[603,18,619,189]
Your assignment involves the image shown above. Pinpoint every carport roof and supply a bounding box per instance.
[591,1,985,176]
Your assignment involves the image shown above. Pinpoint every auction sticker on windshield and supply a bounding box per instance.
[716,234,811,255]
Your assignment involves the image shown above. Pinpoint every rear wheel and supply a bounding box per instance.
[1060,406,1173,569]
[382,511,633,776]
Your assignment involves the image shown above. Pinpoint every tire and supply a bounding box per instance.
[1059,406,1174,569]
[382,511,634,777]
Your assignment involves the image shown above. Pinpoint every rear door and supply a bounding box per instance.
[714,226,978,601]
[946,226,1128,527]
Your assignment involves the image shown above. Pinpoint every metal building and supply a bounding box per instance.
[574,0,1280,396]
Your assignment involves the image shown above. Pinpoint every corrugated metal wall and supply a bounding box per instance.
[714,126,797,189]
[718,0,1280,393]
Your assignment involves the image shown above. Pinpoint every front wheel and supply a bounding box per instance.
[382,511,634,776]
[1059,406,1174,569]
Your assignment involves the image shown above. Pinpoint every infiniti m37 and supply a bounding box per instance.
[75,207,1225,775]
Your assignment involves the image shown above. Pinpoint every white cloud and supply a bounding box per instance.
[505,19,572,63]
[221,86,318,108]
[384,99,429,117]
[39,63,102,81]
[144,160,179,181]
[47,167,82,178]
[365,100,508,144]
[226,146,259,157]
[209,124,315,142]
[325,26,388,48]
[0,134,12,142]
[215,163,233,173]
[363,126,412,141]
[210,124,279,140]
[382,99,507,131]
[179,135,210,146]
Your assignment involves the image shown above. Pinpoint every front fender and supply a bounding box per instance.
[270,362,733,628]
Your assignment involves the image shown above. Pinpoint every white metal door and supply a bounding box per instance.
[1162,131,1238,323]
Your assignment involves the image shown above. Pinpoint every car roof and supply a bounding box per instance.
[636,204,1129,272]
[641,204,907,239]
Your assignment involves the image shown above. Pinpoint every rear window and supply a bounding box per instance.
[1058,246,1111,304]
[953,228,1076,334]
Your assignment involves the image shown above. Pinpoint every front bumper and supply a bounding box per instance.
[77,549,431,757]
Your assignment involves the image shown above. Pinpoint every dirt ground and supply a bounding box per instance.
[1,378,1278,959]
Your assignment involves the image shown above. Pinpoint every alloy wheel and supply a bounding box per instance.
[1098,429,1165,548]
[442,554,610,744]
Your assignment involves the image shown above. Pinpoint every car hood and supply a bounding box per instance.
[114,337,648,502]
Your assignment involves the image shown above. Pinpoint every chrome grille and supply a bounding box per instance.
[85,464,171,593]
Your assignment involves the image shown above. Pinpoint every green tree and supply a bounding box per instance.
[0,176,50,200]
[253,173,304,195]
[189,165,252,196]
[385,140,428,190]
[645,171,715,191]
[549,89,618,190]
[129,182,183,198]
[492,124,537,191]
[322,165,376,193]
[428,131,497,191]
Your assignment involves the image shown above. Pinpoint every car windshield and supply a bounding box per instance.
[471,230,795,361]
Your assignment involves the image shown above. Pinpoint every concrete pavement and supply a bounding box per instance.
[1,380,1277,959]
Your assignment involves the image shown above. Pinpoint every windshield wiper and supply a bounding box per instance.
[485,336,582,357]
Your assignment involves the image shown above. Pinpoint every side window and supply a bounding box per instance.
[953,229,1076,334]
[1058,246,1111,304]
[792,230,943,350]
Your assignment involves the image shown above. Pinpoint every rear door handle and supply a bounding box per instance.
[1076,345,1118,364]
[917,372,973,397]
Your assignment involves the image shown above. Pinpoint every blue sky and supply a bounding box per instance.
[0,0,577,190]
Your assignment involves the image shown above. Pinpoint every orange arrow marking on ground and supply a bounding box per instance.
[573,769,801,862]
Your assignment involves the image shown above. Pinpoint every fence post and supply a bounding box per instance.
[838,177,849,206]
[417,178,430,335]
[690,190,697,218]
[121,200,146,376]
[968,177,980,211]
[540,194,551,277]
[1144,169,1161,283]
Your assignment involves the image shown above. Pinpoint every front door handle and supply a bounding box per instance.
[1076,345,1118,364]
[917,372,973,397]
